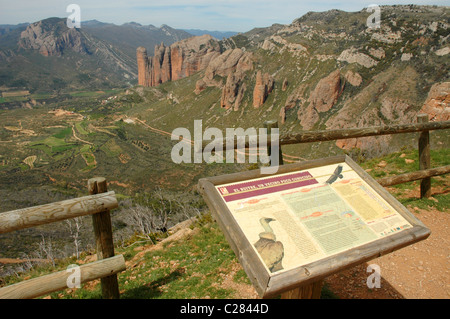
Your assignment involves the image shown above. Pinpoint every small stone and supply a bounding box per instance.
[377,160,388,168]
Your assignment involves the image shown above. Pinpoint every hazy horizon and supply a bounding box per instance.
[1,1,449,32]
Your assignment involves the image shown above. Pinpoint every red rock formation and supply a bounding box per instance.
[419,82,450,121]
[234,83,246,111]
[171,36,220,81]
[161,46,172,83]
[170,46,183,81]
[202,48,252,86]
[301,104,320,130]
[136,47,151,86]
[281,83,307,125]
[294,70,343,129]
[253,71,264,108]
[194,78,207,95]
[253,71,274,108]
[307,69,342,113]
[220,72,246,110]
[195,48,253,111]
[344,71,362,87]
[279,107,286,124]
[282,78,288,91]
[151,43,169,85]
[137,35,221,87]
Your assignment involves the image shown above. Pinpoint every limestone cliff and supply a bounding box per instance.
[253,71,274,108]
[197,48,253,110]
[19,19,88,56]
[201,48,253,88]
[170,35,221,81]
[294,70,343,129]
[137,35,221,87]
[307,69,343,113]
[419,82,450,121]
[221,72,247,110]
[136,46,151,86]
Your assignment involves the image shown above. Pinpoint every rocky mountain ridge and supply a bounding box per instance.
[0,18,193,93]
[135,5,449,155]
[18,18,89,57]
[137,35,222,87]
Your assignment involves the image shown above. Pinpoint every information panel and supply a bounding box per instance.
[198,155,430,298]
[215,162,412,274]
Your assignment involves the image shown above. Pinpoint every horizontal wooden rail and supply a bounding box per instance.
[199,120,450,150]
[377,165,450,187]
[0,191,118,234]
[0,255,126,299]
[279,121,450,146]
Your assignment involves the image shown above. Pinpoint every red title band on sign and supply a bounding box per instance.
[218,171,318,202]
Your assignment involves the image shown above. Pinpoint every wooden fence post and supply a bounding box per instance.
[417,114,431,198]
[280,280,323,299]
[88,177,120,299]
[264,120,284,166]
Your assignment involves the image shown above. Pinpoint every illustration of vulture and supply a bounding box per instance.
[325,164,344,184]
[254,217,284,273]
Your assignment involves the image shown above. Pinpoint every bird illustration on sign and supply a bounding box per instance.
[254,217,284,273]
[325,164,344,184]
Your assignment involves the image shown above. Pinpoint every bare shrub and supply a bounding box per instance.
[37,234,57,267]
[65,217,84,259]
[115,188,203,243]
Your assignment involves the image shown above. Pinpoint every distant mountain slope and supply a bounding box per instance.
[0,23,29,37]
[0,18,192,93]
[183,29,238,40]
[83,22,192,63]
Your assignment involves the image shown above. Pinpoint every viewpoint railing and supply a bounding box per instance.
[202,114,450,199]
[0,177,125,299]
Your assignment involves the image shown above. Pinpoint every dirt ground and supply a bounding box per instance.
[324,206,449,299]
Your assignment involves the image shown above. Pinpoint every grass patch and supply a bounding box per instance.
[101,139,122,157]
[1,214,341,299]
[80,144,91,153]
[361,147,449,212]
[53,127,72,139]
[69,90,121,98]
[81,152,95,166]
[118,223,238,299]
[32,136,68,148]
[1,96,28,103]
[75,122,90,135]
[32,218,243,299]
[70,91,103,98]
[31,92,53,100]
[29,136,78,156]
[400,191,450,212]
[52,144,78,153]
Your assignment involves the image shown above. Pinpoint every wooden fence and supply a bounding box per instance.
[0,177,125,299]
[202,114,450,198]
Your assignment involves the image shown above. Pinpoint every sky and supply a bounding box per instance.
[0,0,449,32]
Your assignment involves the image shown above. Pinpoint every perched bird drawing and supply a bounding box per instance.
[325,164,344,184]
[254,217,284,273]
